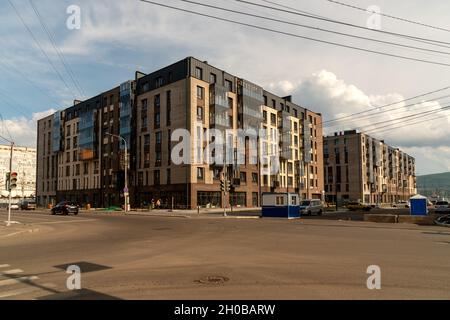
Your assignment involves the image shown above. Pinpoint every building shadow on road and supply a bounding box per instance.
[1,261,119,300]
[37,288,121,300]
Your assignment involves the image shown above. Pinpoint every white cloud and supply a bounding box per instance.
[268,70,450,174]
[1,109,56,148]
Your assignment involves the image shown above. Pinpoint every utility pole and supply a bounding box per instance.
[7,142,14,227]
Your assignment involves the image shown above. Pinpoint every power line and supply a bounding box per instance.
[355,105,450,131]
[323,86,450,125]
[28,0,86,98]
[138,0,450,67]
[325,94,450,128]
[326,0,450,33]
[0,114,13,142]
[260,0,327,19]
[0,59,63,108]
[367,112,450,136]
[178,0,450,56]
[0,88,34,118]
[7,0,77,100]
[257,0,450,50]
[236,0,450,47]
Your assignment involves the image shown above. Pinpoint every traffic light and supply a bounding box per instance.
[220,180,225,192]
[226,180,231,193]
[9,172,18,190]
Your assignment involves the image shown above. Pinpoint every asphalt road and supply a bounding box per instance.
[0,209,449,300]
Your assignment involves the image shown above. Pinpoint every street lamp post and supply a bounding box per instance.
[106,133,129,212]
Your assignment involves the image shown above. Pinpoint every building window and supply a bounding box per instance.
[155,76,163,88]
[197,86,204,100]
[155,152,161,166]
[153,170,160,185]
[225,79,232,92]
[263,111,267,122]
[154,109,161,129]
[210,73,217,84]
[252,192,258,207]
[230,192,246,207]
[197,167,204,180]
[252,173,258,183]
[166,91,171,126]
[167,169,171,184]
[155,131,162,144]
[213,168,220,180]
[240,172,247,184]
[197,106,204,121]
[195,67,203,80]
[270,113,276,126]
[141,99,148,131]
[228,97,233,109]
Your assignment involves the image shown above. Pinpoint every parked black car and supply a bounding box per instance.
[51,201,79,215]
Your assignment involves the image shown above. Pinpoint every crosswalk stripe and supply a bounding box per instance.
[0,276,38,287]
[1,269,23,275]
[0,264,10,268]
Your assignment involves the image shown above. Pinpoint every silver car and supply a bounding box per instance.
[435,201,450,213]
[299,199,323,216]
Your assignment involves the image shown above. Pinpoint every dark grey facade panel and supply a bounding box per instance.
[137,58,188,95]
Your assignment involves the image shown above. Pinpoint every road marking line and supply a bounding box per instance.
[0,276,38,287]
[30,219,97,225]
[0,264,10,268]
[1,269,23,275]
[0,286,41,299]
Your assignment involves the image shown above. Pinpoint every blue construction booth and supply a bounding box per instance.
[261,193,300,219]
[409,194,428,216]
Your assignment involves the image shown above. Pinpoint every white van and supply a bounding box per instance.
[299,199,323,216]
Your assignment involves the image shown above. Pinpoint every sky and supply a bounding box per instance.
[0,0,449,175]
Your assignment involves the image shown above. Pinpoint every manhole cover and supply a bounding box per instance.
[195,276,229,285]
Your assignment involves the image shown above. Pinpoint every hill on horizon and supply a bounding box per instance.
[417,172,450,199]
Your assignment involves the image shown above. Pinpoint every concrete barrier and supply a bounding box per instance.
[397,215,436,225]
[364,214,398,223]
[364,214,439,225]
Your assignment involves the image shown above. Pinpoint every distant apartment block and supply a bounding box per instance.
[0,144,36,198]
[36,57,324,209]
[323,130,417,204]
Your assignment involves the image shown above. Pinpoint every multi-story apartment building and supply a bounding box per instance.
[36,57,324,209]
[323,130,416,204]
[0,144,36,199]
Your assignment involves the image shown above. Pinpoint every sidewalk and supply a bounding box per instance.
[81,207,262,218]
